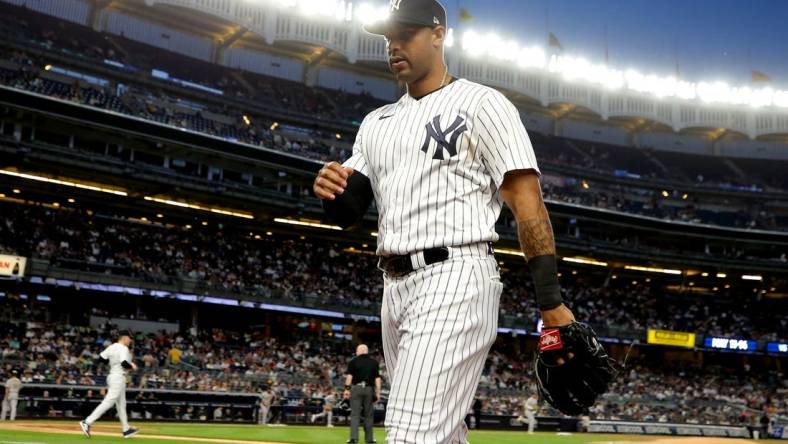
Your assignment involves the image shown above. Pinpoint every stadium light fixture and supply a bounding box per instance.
[562,256,608,267]
[742,275,762,281]
[450,27,788,108]
[143,196,254,219]
[273,217,342,230]
[270,0,350,21]
[356,2,389,26]
[12,189,20,194]
[0,169,127,196]
[624,265,682,275]
[494,248,525,257]
[444,28,455,48]
[716,272,727,278]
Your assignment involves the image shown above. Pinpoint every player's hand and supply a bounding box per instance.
[541,304,575,328]
[313,162,354,200]
[343,389,351,400]
[540,304,576,365]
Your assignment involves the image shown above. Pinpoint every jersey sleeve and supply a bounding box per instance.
[341,117,370,178]
[475,91,540,188]
[345,358,355,376]
[99,345,111,361]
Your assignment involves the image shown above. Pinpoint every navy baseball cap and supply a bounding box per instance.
[364,0,447,35]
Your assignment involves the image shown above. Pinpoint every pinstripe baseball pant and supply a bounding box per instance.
[381,243,501,444]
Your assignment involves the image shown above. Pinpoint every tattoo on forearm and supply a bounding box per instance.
[517,218,556,260]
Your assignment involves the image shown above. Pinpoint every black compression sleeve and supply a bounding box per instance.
[528,254,563,310]
[121,360,133,369]
[322,172,373,228]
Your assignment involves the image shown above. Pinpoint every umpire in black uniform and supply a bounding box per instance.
[344,344,381,444]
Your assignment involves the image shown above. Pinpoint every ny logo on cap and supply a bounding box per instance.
[390,0,402,11]
[420,115,467,160]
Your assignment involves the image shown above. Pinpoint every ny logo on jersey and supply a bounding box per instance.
[390,0,402,11]
[420,115,467,160]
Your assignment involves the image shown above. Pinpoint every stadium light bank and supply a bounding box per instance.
[255,0,788,109]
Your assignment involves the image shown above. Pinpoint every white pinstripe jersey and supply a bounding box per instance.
[343,78,540,255]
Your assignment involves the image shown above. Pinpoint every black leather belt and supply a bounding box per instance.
[377,247,450,277]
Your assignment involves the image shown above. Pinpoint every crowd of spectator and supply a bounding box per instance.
[0,6,785,231]
[0,296,784,426]
[1,200,785,341]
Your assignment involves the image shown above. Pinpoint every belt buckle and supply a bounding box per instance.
[378,256,408,278]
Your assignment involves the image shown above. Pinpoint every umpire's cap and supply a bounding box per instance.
[364,0,447,35]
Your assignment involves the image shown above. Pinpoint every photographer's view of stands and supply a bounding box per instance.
[0,0,785,443]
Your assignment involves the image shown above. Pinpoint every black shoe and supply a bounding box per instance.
[366,441,377,443]
[123,428,139,438]
[79,421,91,438]
[346,440,357,444]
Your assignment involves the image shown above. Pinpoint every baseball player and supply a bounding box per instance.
[515,394,538,434]
[1,370,21,421]
[311,0,615,442]
[313,0,608,444]
[310,390,337,427]
[258,387,274,425]
[80,332,139,439]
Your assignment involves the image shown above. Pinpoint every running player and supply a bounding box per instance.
[515,394,538,434]
[311,389,338,427]
[80,331,139,439]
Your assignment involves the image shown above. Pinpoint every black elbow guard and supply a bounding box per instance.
[322,172,373,229]
[98,357,109,364]
[121,360,133,369]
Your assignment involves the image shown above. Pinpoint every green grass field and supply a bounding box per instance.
[0,421,779,444]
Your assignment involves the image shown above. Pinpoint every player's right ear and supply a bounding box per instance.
[432,26,446,49]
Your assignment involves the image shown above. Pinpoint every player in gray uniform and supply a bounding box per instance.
[1,370,21,421]
[80,332,139,439]
[313,0,606,442]
[311,390,337,427]
[258,387,274,425]
[515,394,538,434]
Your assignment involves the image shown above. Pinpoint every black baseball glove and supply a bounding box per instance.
[534,322,617,415]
